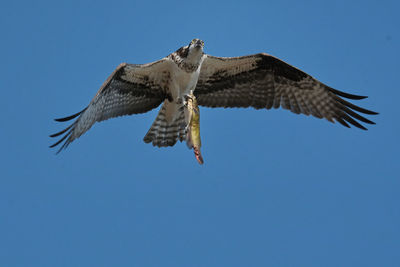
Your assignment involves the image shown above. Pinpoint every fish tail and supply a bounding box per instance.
[194,147,204,165]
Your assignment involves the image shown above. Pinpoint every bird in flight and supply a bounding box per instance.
[50,38,377,162]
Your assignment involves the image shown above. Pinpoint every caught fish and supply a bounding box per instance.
[184,93,204,165]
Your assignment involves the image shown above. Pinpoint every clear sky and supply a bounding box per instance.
[1,0,399,266]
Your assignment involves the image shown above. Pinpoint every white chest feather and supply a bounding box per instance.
[169,61,202,100]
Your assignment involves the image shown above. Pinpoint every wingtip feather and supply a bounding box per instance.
[328,87,368,100]
[54,107,87,122]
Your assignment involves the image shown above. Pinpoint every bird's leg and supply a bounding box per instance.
[183,94,192,106]
[183,89,195,107]
[177,95,190,108]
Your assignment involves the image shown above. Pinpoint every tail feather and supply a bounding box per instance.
[143,104,186,147]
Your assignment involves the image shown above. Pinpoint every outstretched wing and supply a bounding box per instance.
[50,60,172,153]
[195,53,377,129]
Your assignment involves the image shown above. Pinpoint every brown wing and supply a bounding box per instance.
[195,53,377,129]
[50,60,172,153]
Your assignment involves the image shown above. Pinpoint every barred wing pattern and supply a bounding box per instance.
[195,54,377,129]
[50,61,171,153]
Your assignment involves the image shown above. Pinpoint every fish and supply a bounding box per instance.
[184,92,204,165]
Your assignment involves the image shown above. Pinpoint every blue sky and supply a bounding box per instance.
[1,0,399,266]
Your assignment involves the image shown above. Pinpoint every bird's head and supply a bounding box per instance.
[173,39,205,67]
[182,38,204,64]
[188,38,204,55]
[188,38,204,50]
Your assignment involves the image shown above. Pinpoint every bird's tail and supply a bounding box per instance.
[143,102,186,147]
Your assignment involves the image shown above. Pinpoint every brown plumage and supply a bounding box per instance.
[50,40,377,156]
[195,54,377,130]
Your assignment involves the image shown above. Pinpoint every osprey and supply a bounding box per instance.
[50,39,377,161]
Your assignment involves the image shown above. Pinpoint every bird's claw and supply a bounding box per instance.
[183,94,194,107]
